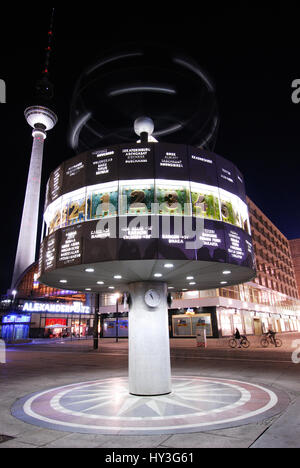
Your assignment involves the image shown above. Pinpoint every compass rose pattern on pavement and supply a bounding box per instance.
[12,377,289,435]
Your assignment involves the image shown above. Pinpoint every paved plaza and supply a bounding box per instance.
[0,335,300,448]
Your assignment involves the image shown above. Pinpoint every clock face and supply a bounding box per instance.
[145,289,161,308]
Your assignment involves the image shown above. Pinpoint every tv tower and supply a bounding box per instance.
[11,9,58,290]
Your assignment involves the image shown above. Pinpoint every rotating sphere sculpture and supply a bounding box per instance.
[134,117,155,138]
[69,44,219,152]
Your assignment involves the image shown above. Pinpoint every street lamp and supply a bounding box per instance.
[12,290,18,310]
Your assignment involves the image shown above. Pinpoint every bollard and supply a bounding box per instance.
[0,340,6,364]
[196,322,207,348]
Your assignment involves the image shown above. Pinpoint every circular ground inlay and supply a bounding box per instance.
[12,376,290,435]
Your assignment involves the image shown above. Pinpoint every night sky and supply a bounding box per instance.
[0,5,299,294]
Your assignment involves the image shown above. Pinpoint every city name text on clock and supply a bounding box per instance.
[0,80,6,104]
[292,79,300,104]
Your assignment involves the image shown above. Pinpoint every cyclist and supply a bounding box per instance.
[235,329,242,348]
[267,329,278,347]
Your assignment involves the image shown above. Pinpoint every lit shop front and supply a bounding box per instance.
[1,314,31,343]
[217,307,300,337]
[169,305,300,339]
[98,282,300,340]
[100,310,215,339]
[19,301,94,339]
[170,309,217,338]
[218,308,248,336]
[43,318,90,339]
[168,284,300,338]
[102,317,129,339]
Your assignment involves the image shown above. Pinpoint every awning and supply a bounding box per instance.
[46,324,69,329]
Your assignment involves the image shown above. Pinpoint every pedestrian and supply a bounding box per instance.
[235,328,242,348]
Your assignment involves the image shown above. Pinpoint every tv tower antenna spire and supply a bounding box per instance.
[35,7,56,103]
[43,7,55,76]
[11,8,58,291]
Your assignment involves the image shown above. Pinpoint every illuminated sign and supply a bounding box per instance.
[22,302,90,315]
[58,226,83,267]
[186,309,195,315]
[119,145,154,180]
[155,143,189,181]
[228,230,244,261]
[64,153,87,194]
[197,220,226,262]
[3,315,31,324]
[44,234,57,271]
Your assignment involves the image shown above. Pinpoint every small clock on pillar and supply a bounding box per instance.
[144,289,161,308]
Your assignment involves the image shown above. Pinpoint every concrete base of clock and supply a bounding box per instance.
[128,282,172,397]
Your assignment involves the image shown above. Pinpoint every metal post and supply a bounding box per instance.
[39,314,42,338]
[93,294,100,350]
[100,314,104,339]
[140,132,149,144]
[116,297,119,343]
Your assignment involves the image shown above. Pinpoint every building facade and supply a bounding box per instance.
[289,239,300,298]
[249,199,299,300]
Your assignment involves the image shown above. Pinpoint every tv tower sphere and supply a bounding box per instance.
[25,105,58,133]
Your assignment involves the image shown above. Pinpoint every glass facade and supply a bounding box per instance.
[172,314,213,338]
[1,315,31,342]
[249,198,299,300]
[290,239,300,299]
[102,318,129,339]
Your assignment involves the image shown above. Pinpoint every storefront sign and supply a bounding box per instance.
[23,302,90,315]
[3,315,31,324]
[45,319,67,328]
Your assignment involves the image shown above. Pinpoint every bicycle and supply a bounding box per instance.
[229,335,250,349]
[260,333,283,348]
